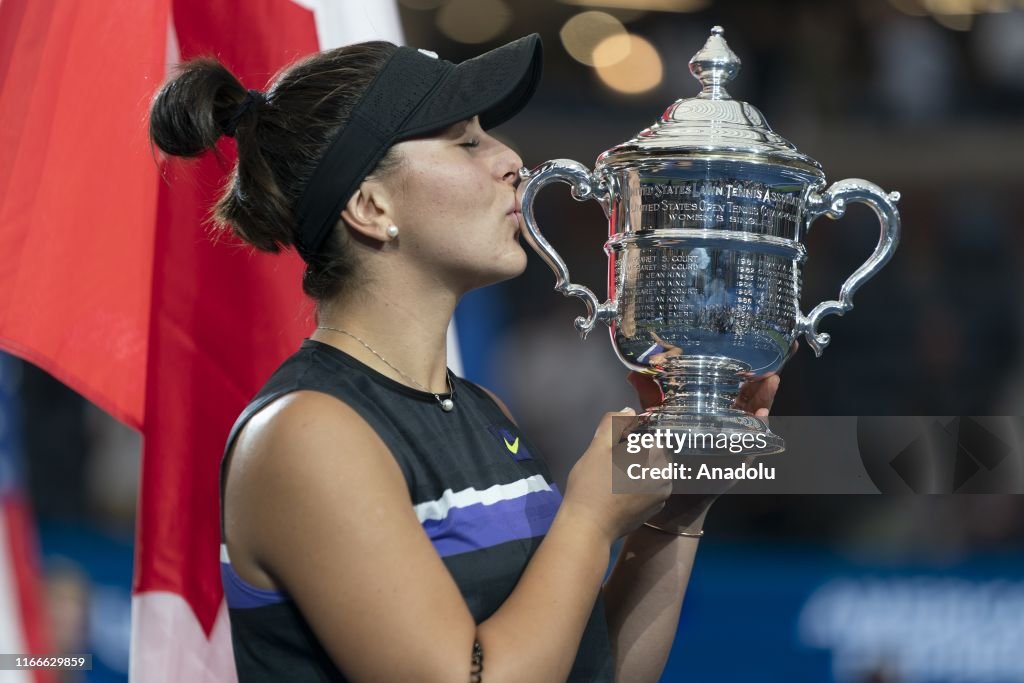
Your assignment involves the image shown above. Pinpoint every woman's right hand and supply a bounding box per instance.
[561,408,672,543]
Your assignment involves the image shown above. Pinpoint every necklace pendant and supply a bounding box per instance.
[316,326,456,411]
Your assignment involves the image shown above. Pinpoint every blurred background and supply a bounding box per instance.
[4,0,1023,681]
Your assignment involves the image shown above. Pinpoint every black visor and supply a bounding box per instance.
[294,34,543,261]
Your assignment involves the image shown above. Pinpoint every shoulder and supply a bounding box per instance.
[460,380,518,426]
[230,390,393,487]
[230,391,367,461]
[224,389,405,558]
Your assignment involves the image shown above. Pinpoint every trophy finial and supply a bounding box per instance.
[688,25,741,100]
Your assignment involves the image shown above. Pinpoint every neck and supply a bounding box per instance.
[311,270,458,394]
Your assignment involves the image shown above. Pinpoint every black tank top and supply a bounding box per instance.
[219,338,614,682]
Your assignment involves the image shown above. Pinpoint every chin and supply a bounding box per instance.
[502,244,529,278]
[469,248,528,289]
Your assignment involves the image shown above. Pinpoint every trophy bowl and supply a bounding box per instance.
[519,27,900,455]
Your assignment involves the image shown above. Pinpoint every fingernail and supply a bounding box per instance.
[621,407,635,414]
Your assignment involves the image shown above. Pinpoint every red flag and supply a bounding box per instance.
[0,1,165,677]
[0,0,168,430]
[1,1,404,679]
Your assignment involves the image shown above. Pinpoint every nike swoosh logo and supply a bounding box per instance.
[504,437,520,454]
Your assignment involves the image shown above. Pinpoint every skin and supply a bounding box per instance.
[222,115,781,682]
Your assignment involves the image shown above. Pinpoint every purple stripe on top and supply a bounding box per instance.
[422,484,563,558]
[221,561,288,609]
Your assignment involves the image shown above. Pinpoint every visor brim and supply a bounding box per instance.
[404,33,543,138]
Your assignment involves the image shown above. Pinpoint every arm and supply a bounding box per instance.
[226,390,616,683]
[602,502,709,683]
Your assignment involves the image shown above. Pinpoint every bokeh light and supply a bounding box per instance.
[923,0,993,12]
[560,11,629,67]
[558,0,710,12]
[889,0,1023,24]
[436,0,511,44]
[594,33,663,94]
[931,12,975,29]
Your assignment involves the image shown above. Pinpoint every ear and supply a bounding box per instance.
[340,180,394,242]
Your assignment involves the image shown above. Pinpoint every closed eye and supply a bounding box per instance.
[460,138,480,148]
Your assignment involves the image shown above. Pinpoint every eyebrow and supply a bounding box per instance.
[444,117,481,139]
[447,119,471,137]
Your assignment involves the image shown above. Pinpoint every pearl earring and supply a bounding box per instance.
[386,225,399,239]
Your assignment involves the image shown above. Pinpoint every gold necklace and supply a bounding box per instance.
[316,326,455,412]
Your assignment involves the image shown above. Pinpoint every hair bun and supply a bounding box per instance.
[149,58,249,157]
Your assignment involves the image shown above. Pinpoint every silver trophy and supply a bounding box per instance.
[519,27,900,454]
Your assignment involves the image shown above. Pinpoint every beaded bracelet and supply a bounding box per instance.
[470,639,483,682]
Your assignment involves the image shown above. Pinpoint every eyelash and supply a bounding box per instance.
[460,138,480,148]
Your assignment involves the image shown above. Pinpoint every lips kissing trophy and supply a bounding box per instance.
[518,27,900,455]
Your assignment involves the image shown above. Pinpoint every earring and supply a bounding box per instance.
[386,225,399,239]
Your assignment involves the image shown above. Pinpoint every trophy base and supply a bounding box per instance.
[638,356,785,456]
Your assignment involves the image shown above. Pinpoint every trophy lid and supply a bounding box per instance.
[596,26,823,177]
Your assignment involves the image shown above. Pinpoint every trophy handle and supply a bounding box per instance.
[797,178,901,357]
[518,160,617,338]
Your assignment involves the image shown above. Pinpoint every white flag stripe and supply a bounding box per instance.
[414,474,553,524]
[0,514,32,683]
[165,7,181,74]
[130,593,235,683]
[289,0,403,50]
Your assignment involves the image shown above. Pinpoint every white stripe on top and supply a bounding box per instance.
[413,474,553,524]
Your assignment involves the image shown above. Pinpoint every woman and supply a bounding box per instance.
[149,34,778,682]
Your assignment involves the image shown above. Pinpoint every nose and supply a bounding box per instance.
[503,169,522,190]
[499,146,524,188]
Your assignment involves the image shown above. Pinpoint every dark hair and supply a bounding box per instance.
[148,43,402,313]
